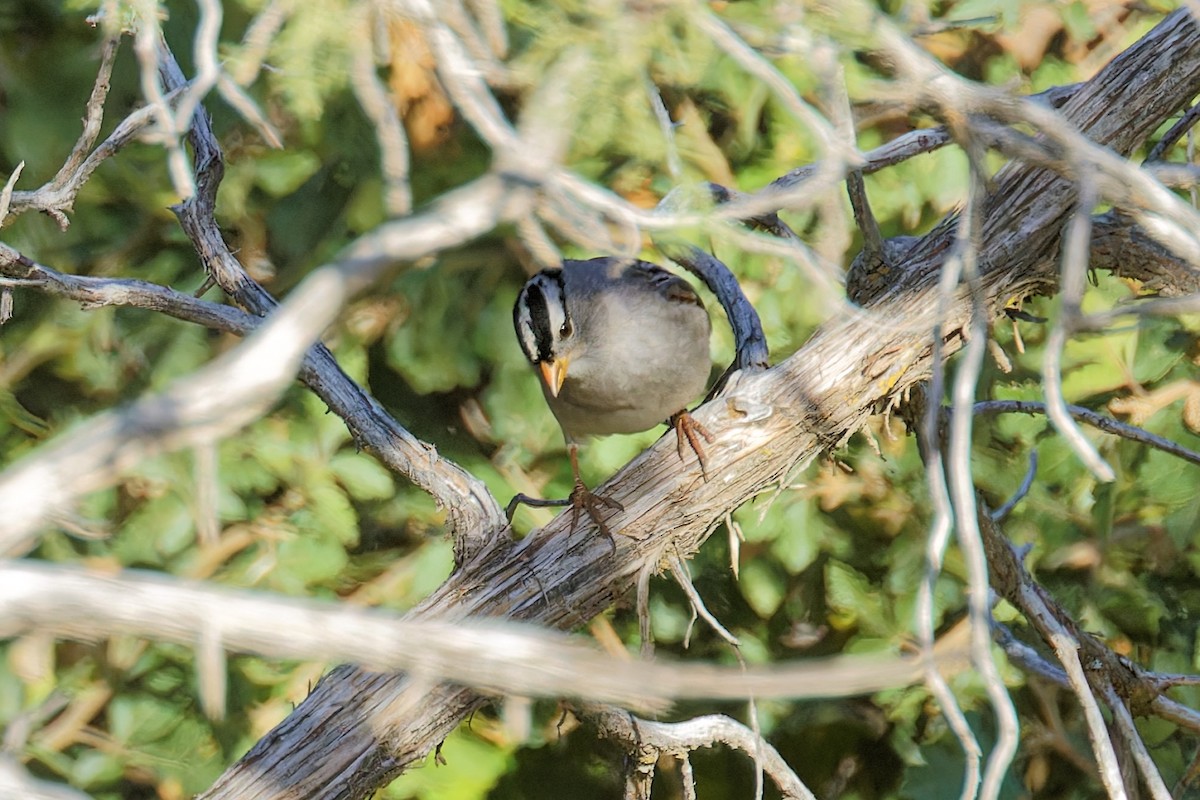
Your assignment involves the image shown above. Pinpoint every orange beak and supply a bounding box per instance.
[539,358,568,397]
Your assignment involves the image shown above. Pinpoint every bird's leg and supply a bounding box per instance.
[567,443,624,547]
[669,410,715,478]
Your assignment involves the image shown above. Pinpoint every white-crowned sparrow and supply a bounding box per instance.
[512,256,713,539]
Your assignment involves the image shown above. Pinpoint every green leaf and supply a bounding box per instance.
[112,493,194,567]
[767,501,822,574]
[255,151,323,197]
[739,559,786,619]
[384,728,513,800]
[272,532,349,590]
[825,560,888,635]
[70,749,125,789]
[331,451,395,501]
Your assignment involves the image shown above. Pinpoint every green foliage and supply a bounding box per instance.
[385,728,515,800]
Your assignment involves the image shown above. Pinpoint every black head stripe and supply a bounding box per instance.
[514,269,565,364]
[526,283,553,362]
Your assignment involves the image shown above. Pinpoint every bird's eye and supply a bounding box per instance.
[560,320,572,337]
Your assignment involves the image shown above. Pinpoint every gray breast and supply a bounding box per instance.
[550,273,711,439]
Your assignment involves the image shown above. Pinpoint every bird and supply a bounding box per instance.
[511,256,713,540]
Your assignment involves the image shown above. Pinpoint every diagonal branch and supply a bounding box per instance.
[154,41,510,562]
[198,10,1200,800]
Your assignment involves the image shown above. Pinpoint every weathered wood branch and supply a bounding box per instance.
[199,10,1200,800]
[157,45,511,565]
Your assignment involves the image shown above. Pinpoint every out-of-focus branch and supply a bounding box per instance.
[0,758,90,800]
[0,561,964,710]
[349,6,412,216]
[0,267,347,556]
[155,40,509,563]
[933,163,1006,799]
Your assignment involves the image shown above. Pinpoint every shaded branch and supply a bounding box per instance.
[978,500,1190,795]
[973,400,1200,467]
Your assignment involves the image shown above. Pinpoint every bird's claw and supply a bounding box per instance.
[568,481,625,551]
[670,410,715,477]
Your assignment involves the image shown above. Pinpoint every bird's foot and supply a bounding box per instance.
[569,480,625,551]
[670,410,715,477]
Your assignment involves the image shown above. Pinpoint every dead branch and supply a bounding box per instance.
[196,10,1200,799]
[972,400,1200,466]
[0,268,347,555]
[978,499,1194,795]
[579,704,817,800]
[0,560,968,710]
[154,42,511,563]
[4,7,1200,800]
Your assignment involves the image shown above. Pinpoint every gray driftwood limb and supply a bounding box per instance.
[198,10,1200,800]
[155,42,509,565]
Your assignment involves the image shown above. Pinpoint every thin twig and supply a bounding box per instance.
[991,450,1038,522]
[646,78,683,180]
[156,40,511,561]
[7,92,183,221]
[134,21,195,198]
[918,172,983,800]
[1044,632,1127,799]
[0,161,22,227]
[1043,168,1115,480]
[945,161,1019,800]
[173,0,223,141]
[973,400,1200,467]
[579,705,818,800]
[226,0,287,86]
[978,506,1183,793]
[1100,683,1172,800]
[694,12,853,175]
[668,557,740,648]
[215,74,283,148]
[636,559,655,660]
[350,5,413,216]
[1147,102,1200,161]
